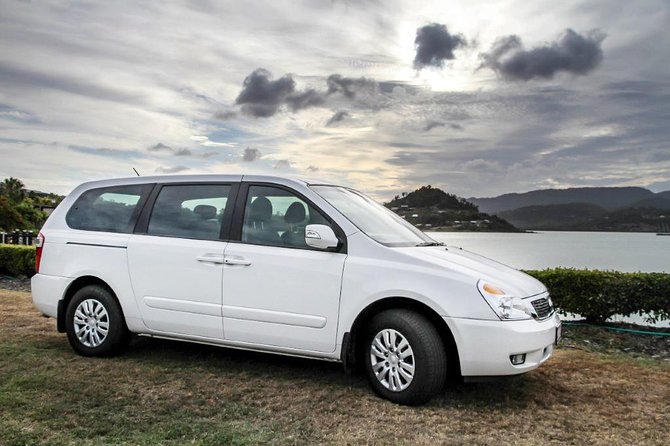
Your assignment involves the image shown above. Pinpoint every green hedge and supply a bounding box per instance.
[0,245,35,277]
[0,248,668,323]
[526,268,670,323]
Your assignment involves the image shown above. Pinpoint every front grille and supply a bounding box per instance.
[530,297,553,319]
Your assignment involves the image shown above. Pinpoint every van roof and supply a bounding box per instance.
[75,174,339,190]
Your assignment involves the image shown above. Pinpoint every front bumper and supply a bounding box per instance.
[31,273,72,318]
[444,312,561,377]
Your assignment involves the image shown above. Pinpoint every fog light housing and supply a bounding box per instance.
[510,354,526,365]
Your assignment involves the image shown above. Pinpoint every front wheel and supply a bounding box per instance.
[363,309,446,405]
[65,285,130,357]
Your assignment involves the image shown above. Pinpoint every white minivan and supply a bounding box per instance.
[32,175,560,405]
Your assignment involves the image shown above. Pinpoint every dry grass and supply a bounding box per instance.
[1,289,669,445]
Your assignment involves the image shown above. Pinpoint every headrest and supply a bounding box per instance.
[194,204,217,220]
[249,196,273,222]
[284,201,306,224]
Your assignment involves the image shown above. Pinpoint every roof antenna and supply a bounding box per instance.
[133,168,141,176]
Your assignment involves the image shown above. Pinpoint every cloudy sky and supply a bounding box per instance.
[1,0,668,199]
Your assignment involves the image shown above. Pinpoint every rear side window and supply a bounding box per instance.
[66,184,153,233]
[147,184,232,240]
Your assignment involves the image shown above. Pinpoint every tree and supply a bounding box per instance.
[1,177,26,204]
[0,196,26,231]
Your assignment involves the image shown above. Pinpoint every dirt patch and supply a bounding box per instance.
[561,321,670,360]
[0,275,31,292]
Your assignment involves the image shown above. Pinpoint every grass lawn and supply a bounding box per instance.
[1,289,669,445]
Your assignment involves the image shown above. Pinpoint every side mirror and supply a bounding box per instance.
[304,224,339,250]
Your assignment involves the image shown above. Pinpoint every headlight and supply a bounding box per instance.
[477,280,533,320]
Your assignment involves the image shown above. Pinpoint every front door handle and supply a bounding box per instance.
[224,257,252,266]
[196,254,225,264]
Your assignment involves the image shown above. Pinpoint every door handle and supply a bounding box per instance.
[223,257,252,266]
[196,254,225,264]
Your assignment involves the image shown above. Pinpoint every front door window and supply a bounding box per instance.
[241,185,331,248]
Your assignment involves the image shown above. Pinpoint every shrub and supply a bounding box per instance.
[0,245,35,277]
[526,268,670,323]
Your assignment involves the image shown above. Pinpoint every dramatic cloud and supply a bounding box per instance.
[273,159,291,169]
[235,70,378,118]
[173,148,193,156]
[285,89,325,111]
[235,69,330,117]
[326,75,377,98]
[481,29,606,80]
[146,142,218,158]
[213,110,236,120]
[235,68,296,117]
[147,143,175,153]
[326,110,349,126]
[424,121,464,131]
[147,143,192,156]
[413,23,466,69]
[242,147,262,162]
[155,165,190,174]
[424,121,444,131]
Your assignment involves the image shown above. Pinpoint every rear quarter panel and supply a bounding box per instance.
[39,230,145,332]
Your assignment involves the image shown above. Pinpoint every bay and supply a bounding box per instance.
[426,231,670,327]
[427,231,669,273]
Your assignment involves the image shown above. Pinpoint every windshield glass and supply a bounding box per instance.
[311,185,438,247]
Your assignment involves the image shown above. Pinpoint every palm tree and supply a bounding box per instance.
[1,177,26,203]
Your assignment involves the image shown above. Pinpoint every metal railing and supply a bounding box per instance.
[0,230,36,246]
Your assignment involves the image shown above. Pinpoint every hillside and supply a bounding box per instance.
[385,185,521,232]
[470,186,670,232]
[470,187,657,214]
[569,208,668,232]
[627,196,670,210]
[499,203,607,230]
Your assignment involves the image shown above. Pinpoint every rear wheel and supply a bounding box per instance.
[65,285,129,357]
[363,309,446,405]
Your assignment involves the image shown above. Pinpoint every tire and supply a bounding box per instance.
[363,309,446,405]
[65,285,130,357]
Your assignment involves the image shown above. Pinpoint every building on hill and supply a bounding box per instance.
[385,185,520,232]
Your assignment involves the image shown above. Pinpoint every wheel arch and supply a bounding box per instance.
[342,296,461,380]
[57,275,121,333]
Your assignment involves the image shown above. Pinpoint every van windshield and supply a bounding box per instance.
[311,185,439,247]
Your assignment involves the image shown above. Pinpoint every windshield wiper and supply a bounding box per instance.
[415,242,444,247]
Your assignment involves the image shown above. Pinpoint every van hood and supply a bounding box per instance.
[396,245,547,298]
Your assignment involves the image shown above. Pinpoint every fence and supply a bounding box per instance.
[0,231,36,246]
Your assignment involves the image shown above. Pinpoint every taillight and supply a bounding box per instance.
[35,232,45,274]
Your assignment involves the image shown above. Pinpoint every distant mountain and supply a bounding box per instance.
[569,207,668,232]
[470,187,657,214]
[627,196,670,210]
[469,186,670,232]
[499,203,607,230]
[386,185,520,232]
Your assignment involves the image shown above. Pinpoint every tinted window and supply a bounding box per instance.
[66,184,152,233]
[242,185,331,248]
[147,184,231,240]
